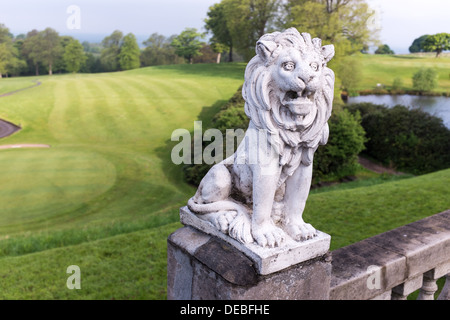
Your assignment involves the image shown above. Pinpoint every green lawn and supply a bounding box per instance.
[354,53,450,93]
[0,77,41,96]
[0,64,245,240]
[0,62,448,299]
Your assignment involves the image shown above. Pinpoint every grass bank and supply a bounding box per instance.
[0,62,448,299]
[351,53,450,95]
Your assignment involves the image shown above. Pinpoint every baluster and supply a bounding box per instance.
[437,274,450,300]
[391,291,407,300]
[417,272,438,300]
[391,274,423,300]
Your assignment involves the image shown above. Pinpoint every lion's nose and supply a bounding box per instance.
[298,72,314,84]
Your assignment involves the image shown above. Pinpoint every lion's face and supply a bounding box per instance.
[243,28,335,149]
[272,47,325,116]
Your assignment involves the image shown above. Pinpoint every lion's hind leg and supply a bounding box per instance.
[187,164,254,244]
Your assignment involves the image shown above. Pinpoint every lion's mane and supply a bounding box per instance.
[242,28,335,181]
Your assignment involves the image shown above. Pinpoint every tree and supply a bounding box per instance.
[210,40,229,64]
[140,33,183,66]
[64,39,86,73]
[412,68,437,93]
[284,0,377,58]
[336,56,362,94]
[0,24,25,77]
[409,34,429,53]
[171,28,204,64]
[221,0,282,61]
[118,33,141,70]
[205,2,234,62]
[375,44,394,54]
[423,33,450,58]
[100,30,123,71]
[283,0,378,101]
[38,28,63,75]
[22,29,42,75]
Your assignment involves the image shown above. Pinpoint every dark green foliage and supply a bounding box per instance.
[375,44,394,54]
[313,109,366,180]
[183,87,246,186]
[409,35,429,53]
[346,103,450,174]
[212,89,248,131]
[423,33,450,58]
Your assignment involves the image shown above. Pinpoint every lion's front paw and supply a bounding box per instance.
[285,222,317,241]
[252,223,286,248]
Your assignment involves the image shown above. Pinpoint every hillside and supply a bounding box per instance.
[0,167,448,299]
[0,62,448,299]
[352,53,450,93]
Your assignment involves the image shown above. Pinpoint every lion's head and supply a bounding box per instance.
[243,28,335,151]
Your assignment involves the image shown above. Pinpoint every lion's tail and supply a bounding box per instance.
[187,197,254,244]
[187,197,247,216]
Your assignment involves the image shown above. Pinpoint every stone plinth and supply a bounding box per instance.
[180,206,331,275]
[167,226,332,300]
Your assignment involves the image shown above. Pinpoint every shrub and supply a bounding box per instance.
[183,87,247,186]
[375,44,394,55]
[314,109,366,180]
[346,103,450,174]
[412,68,438,93]
[391,77,403,90]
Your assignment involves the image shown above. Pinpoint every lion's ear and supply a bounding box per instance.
[256,40,278,63]
[322,45,335,63]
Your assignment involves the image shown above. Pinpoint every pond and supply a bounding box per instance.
[346,95,450,129]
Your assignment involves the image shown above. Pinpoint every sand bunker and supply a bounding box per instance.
[0,144,50,150]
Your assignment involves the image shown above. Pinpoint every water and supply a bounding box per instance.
[347,95,450,129]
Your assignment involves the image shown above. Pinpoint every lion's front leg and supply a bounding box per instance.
[250,159,286,248]
[283,162,318,241]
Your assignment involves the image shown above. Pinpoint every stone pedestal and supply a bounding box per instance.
[167,226,332,300]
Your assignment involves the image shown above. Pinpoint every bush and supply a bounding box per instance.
[375,44,394,55]
[412,68,438,93]
[391,77,403,90]
[346,103,450,174]
[313,109,366,180]
[184,86,366,185]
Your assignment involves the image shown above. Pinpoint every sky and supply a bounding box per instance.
[0,0,448,53]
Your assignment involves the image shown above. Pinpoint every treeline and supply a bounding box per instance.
[0,24,225,77]
[1,0,380,78]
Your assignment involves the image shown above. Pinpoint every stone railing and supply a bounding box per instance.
[330,210,450,300]
[168,210,450,300]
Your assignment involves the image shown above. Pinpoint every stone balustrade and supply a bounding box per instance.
[168,210,449,300]
[330,210,450,300]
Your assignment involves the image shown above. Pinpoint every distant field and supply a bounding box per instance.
[0,77,41,96]
[354,53,450,93]
[0,62,448,299]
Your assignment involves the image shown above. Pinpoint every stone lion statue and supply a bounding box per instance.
[187,28,335,248]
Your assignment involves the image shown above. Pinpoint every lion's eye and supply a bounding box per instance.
[282,62,295,71]
[310,62,319,71]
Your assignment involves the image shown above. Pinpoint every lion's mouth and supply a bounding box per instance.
[282,90,315,115]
